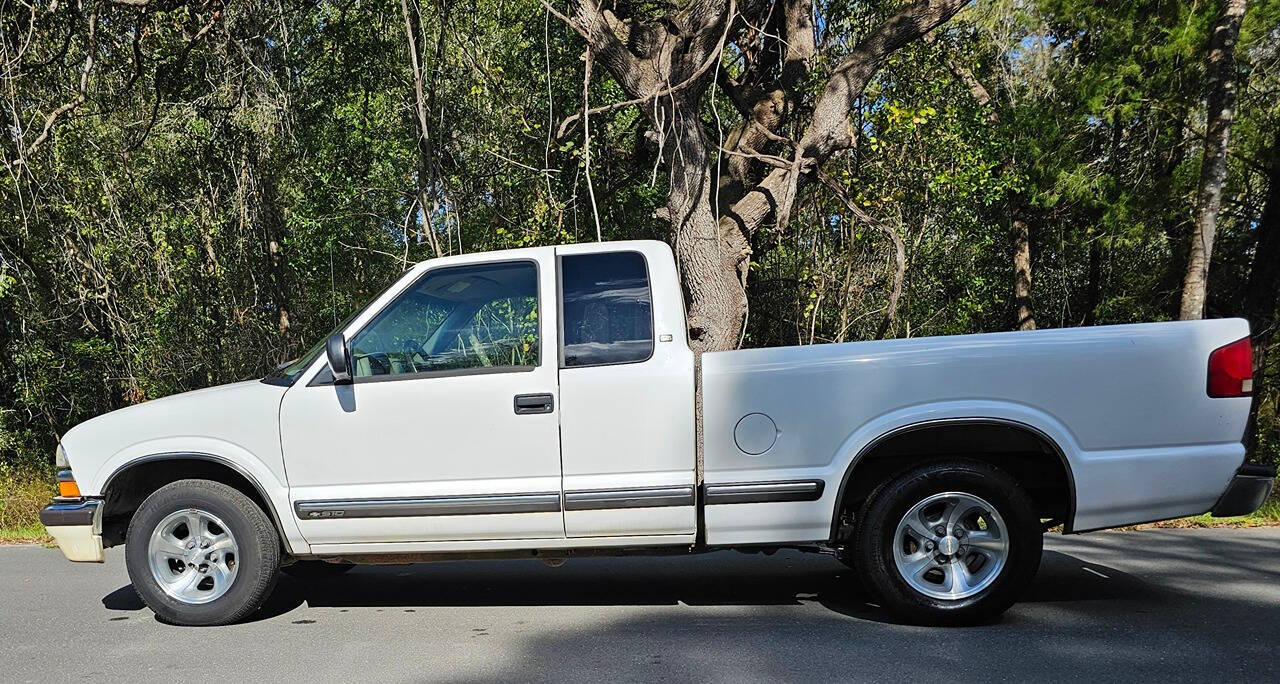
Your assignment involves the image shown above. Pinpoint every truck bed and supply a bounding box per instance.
[701,318,1252,543]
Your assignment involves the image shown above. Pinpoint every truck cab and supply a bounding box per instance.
[276,241,698,550]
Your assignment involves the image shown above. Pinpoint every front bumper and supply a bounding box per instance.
[39,499,105,562]
[1210,464,1276,518]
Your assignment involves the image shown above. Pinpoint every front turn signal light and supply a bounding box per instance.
[56,469,81,498]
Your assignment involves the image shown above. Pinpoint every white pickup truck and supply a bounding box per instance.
[41,240,1272,626]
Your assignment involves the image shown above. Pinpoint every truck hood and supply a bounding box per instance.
[60,380,289,496]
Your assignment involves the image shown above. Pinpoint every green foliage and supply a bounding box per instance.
[0,462,54,541]
[0,0,1277,492]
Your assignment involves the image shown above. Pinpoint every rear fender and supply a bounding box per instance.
[827,400,1081,534]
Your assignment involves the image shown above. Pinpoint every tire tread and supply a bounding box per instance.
[854,458,1042,626]
[125,479,280,626]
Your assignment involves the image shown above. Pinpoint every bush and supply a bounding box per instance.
[0,463,54,541]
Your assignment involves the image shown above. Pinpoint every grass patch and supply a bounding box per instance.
[0,522,53,545]
[1,467,55,545]
[1138,496,1280,529]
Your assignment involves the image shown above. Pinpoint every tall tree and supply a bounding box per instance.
[924,31,1035,330]
[1243,126,1280,452]
[547,0,973,351]
[1180,0,1249,320]
[1013,218,1035,329]
[1246,129,1280,349]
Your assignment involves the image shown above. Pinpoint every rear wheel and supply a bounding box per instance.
[125,479,280,626]
[855,459,1042,625]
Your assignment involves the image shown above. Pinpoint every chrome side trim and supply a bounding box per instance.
[563,486,695,511]
[703,479,825,504]
[294,492,562,520]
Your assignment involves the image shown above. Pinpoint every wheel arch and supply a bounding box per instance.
[829,416,1078,542]
[100,452,296,553]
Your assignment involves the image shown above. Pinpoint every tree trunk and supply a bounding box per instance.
[554,0,971,351]
[927,35,1036,331]
[1244,131,1280,343]
[263,180,292,336]
[719,0,814,209]
[668,100,749,351]
[1013,218,1036,330]
[1156,108,1192,317]
[1083,236,1101,326]
[1179,0,1248,320]
[1242,129,1280,455]
[401,0,445,259]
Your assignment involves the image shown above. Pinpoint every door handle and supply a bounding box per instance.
[513,393,554,415]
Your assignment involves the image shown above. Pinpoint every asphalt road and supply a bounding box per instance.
[2,528,1278,682]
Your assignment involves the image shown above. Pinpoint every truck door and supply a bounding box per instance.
[555,243,697,538]
[280,249,565,547]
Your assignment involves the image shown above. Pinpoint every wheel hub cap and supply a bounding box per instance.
[892,491,1009,600]
[938,535,960,556]
[147,508,240,605]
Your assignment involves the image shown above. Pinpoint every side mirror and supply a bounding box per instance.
[325,333,352,383]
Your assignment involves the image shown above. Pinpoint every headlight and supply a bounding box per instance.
[55,443,69,470]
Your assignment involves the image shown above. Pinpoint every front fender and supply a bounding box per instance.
[89,438,308,556]
[90,436,282,495]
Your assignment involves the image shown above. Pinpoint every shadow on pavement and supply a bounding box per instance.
[92,532,1280,679]
[102,548,1160,625]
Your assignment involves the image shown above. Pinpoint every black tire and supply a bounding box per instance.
[281,560,356,579]
[125,479,280,626]
[855,459,1042,626]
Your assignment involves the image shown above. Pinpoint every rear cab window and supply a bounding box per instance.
[559,251,654,367]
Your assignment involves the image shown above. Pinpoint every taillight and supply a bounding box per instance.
[1207,337,1253,398]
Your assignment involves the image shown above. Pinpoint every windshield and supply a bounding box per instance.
[261,279,401,387]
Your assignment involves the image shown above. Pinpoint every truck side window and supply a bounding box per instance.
[561,251,653,367]
[348,261,539,378]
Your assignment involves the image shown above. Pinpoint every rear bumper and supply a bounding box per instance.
[39,499,105,562]
[1210,465,1276,518]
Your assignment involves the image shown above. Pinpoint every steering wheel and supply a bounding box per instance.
[402,339,429,372]
[366,353,392,376]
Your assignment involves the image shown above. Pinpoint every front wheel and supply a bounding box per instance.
[125,479,280,626]
[855,459,1042,625]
